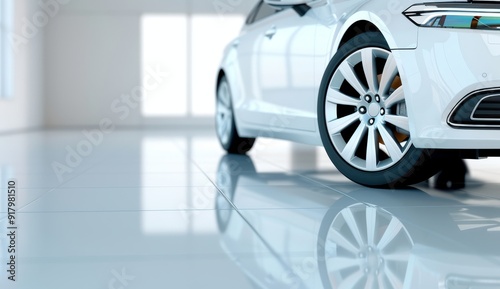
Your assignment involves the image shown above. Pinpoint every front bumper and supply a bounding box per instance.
[404,246,500,289]
[394,28,500,149]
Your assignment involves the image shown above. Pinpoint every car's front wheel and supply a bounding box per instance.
[318,32,438,188]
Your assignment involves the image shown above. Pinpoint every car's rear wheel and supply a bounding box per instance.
[216,76,255,154]
[318,32,438,188]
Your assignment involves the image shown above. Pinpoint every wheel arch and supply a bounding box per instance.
[334,11,418,52]
[216,69,226,96]
[338,20,383,49]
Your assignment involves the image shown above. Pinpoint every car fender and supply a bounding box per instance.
[218,42,248,132]
[334,10,417,51]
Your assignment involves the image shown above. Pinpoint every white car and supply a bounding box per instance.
[215,0,500,187]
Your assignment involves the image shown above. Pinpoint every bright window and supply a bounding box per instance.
[0,0,13,99]
[141,15,188,117]
[141,14,245,118]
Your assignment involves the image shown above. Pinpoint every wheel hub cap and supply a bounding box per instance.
[368,103,381,117]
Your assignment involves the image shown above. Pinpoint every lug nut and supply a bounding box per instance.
[375,95,381,103]
[359,106,367,114]
[365,95,372,103]
[369,118,375,125]
[380,108,386,116]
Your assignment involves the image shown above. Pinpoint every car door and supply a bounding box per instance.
[236,2,318,132]
[256,8,319,132]
[233,2,281,128]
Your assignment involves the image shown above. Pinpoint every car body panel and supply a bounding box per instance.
[396,29,500,148]
[237,9,318,132]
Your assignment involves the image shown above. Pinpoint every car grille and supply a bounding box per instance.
[447,275,500,289]
[472,95,500,120]
[448,89,500,128]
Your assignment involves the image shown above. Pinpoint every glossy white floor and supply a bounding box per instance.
[1,129,500,289]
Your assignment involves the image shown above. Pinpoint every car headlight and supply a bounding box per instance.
[403,3,500,30]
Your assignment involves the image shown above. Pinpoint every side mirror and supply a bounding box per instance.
[264,0,314,16]
[264,0,311,5]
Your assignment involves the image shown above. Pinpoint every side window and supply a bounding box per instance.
[254,3,278,23]
[246,1,279,25]
[246,3,260,25]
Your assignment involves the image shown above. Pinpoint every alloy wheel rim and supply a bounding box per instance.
[325,48,412,172]
[216,81,233,145]
[324,204,413,289]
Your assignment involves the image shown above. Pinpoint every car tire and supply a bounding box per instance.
[318,32,439,188]
[216,76,256,154]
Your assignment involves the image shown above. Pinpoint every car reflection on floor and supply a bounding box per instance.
[215,154,500,289]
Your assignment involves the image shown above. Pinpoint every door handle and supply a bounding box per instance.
[264,26,277,39]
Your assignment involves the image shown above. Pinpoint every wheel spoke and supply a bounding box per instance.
[329,230,359,254]
[338,270,364,289]
[339,62,367,96]
[384,115,410,132]
[219,85,231,107]
[217,104,230,120]
[378,54,398,96]
[364,275,375,289]
[365,127,379,171]
[327,112,359,135]
[327,88,360,106]
[341,208,365,247]
[377,272,385,289]
[366,207,377,246]
[377,216,403,251]
[217,102,230,116]
[217,113,231,142]
[385,86,404,108]
[326,257,361,271]
[362,49,378,93]
[217,123,224,137]
[378,125,403,161]
[341,123,367,161]
[385,266,405,289]
[384,251,410,262]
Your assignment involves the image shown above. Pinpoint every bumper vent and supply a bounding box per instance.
[446,275,500,289]
[449,89,500,128]
[472,95,500,120]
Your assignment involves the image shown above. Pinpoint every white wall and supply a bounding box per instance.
[45,0,257,128]
[0,0,44,133]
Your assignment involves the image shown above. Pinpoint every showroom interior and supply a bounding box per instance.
[1,0,500,288]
